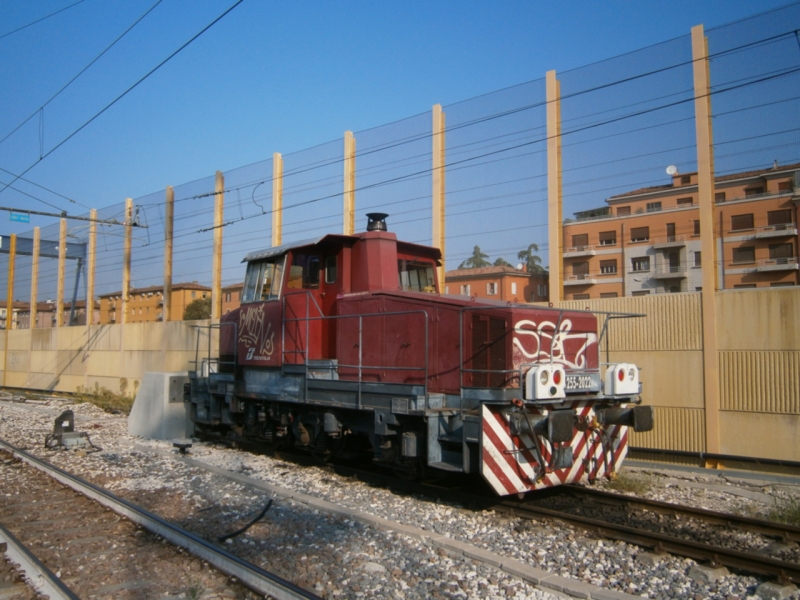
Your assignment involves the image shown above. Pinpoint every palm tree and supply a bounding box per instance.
[494,257,512,267]
[458,245,492,269]
[518,243,545,273]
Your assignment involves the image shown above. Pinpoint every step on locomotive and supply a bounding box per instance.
[186,213,654,495]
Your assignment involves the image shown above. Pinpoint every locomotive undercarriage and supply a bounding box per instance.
[186,364,648,483]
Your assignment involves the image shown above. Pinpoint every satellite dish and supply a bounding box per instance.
[516,263,524,270]
[666,165,678,176]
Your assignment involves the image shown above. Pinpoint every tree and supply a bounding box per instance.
[183,297,211,320]
[518,243,545,273]
[458,245,492,269]
[493,257,512,267]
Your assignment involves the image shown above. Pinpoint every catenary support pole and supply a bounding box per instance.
[343,131,356,236]
[212,171,224,321]
[546,70,564,303]
[692,24,721,459]
[56,218,67,327]
[272,153,283,247]
[432,104,447,287]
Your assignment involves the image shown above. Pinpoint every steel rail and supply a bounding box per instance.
[497,499,800,584]
[0,439,321,600]
[0,522,80,599]
[562,486,800,543]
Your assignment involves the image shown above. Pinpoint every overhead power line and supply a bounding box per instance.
[0,0,85,41]
[0,0,246,210]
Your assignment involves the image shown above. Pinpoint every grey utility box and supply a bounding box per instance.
[128,372,194,440]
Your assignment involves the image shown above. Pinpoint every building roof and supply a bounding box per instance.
[98,282,211,298]
[608,162,800,201]
[222,282,244,292]
[445,266,531,279]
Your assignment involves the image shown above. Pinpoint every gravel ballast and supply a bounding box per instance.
[1,396,799,600]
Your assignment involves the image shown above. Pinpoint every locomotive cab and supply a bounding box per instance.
[188,214,654,496]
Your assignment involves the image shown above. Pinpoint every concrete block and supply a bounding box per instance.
[687,563,729,584]
[756,581,798,600]
[128,372,193,440]
[538,574,596,598]
[501,558,550,585]
[592,588,645,600]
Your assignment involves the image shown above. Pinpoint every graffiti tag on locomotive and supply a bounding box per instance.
[187,213,654,496]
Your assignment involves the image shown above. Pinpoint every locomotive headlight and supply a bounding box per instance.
[604,363,640,396]
[628,367,636,381]
[540,370,549,385]
[525,364,566,401]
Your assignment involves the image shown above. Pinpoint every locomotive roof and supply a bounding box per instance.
[242,234,358,263]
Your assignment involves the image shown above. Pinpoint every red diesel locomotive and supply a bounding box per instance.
[187,213,654,496]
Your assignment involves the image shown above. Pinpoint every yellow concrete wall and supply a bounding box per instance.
[2,289,799,463]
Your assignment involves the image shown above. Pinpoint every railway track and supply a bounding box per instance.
[0,439,320,600]
[496,486,800,585]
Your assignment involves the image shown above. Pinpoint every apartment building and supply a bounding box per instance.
[444,266,549,303]
[561,163,799,299]
[98,282,211,324]
[222,282,244,314]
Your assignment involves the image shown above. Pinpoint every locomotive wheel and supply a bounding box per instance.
[310,432,346,463]
[393,458,425,482]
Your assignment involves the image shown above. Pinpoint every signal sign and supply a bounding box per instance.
[9,212,30,223]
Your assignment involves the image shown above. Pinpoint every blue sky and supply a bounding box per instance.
[0,0,793,262]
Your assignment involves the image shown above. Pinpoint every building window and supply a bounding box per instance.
[730,214,754,231]
[744,186,764,197]
[732,246,755,264]
[771,282,795,287]
[631,256,650,272]
[714,192,726,202]
[225,292,231,302]
[511,282,517,294]
[778,180,792,192]
[680,175,691,184]
[616,206,631,216]
[630,227,649,242]
[600,259,617,274]
[191,291,196,299]
[632,290,651,296]
[487,282,497,295]
[572,262,589,276]
[537,284,548,298]
[693,220,700,236]
[599,231,616,246]
[769,243,793,260]
[572,233,589,249]
[600,292,618,298]
[444,286,449,294]
[734,284,757,289]
[694,251,702,267]
[666,223,676,240]
[767,209,792,226]
[646,201,662,212]
[677,197,693,206]
[573,294,590,300]
[460,284,470,296]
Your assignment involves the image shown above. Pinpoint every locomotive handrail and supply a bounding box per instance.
[190,321,238,377]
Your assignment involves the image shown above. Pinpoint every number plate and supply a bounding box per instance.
[565,373,601,393]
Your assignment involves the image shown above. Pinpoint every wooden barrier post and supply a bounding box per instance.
[692,24,721,459]
[3,234,16,386]
[30,228,40,329]
[163,187,174,322]
[121,199,133,324]
[546,70,564,304]
[432,104,446,287]
[211,171,224,321]
[272,153,283,247]
[87,210,96,325]
[343,131,356,236]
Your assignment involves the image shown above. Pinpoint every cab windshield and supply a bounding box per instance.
[241,256,285,302]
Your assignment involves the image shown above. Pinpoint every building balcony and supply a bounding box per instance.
[755,257,799,272]
[564,274,596,286]
[653,235,687,249]
[563,245,596,258]
[654,265,688,279]
[754,223,797,239]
